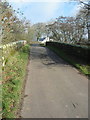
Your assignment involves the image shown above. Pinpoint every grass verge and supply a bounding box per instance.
[47,46,90,79]
[2,44,30,118]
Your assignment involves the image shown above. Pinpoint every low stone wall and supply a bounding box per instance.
[46,41,90,63]
[0,40,27,67]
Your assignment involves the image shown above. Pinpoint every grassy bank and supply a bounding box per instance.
[2,44,30,118]
[47,46,90,79]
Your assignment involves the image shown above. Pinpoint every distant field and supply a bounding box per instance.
[30,41,39,44]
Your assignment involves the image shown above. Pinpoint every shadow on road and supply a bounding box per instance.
[30,44,70,67]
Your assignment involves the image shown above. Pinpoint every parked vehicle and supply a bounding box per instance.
[38,37,53,45]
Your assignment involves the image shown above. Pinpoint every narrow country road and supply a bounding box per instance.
[21,44,88,118]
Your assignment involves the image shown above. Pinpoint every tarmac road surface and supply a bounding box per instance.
[21,44,88,118]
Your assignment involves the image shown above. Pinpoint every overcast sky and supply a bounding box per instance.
[7,0,82,24]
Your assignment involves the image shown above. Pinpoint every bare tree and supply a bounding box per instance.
[0,1,34,44]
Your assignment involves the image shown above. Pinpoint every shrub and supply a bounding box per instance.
[20,44,30,53]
